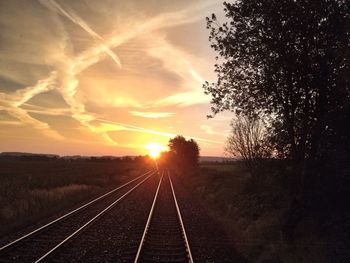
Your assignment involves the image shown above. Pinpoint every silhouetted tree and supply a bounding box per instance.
[168,136,200,171]
[204,0,350,237]
[225,115,271,177]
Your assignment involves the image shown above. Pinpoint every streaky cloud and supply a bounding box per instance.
[129,111,175,118]
[38,0,121,67]
[1,0,220,148]
[97,118,221,144]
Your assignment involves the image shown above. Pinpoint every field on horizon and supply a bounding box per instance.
[0,156,151,237]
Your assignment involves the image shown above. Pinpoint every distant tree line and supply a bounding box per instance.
[0,154,151,164]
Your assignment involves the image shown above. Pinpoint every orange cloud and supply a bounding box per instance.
[129,111,175,118]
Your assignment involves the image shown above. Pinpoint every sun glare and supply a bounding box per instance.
[145,143,166,159]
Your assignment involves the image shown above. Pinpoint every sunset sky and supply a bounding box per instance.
[0,0,233,156]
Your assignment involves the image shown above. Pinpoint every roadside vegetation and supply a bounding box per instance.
[0,155,152,237]
[185,161,349,262]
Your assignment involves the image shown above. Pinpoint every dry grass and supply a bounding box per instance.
[0,158,151,236]
[1,184,95,219]
[185,162,332,262]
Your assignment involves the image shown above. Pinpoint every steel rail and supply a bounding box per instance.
[134,171,164,263]
[34,174,152,262]
[168,170,194,263]
[0,170,153,253]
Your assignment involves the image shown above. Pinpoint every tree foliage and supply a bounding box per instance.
[204,0,350,163]
[168,135,200,170]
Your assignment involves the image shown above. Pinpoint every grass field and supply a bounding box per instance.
[0,156,152,237]
[183,162,335,262]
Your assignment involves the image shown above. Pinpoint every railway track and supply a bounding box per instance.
[134,171,193,263]
[0,170,154,263]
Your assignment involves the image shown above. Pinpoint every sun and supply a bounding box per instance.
[145,143,166,159]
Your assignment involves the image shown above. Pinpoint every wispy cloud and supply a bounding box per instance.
[96,118,221,144]
[129,111,175,118]
[38,0,121,67]
[13,71,58,107]
[200,124,219,135]
[9,107,64,140]
[0,120,24,126]
[154,91,209,106]
[141,33,209,107]
[21,103,71,116]
[45,2,213,145]
[0,72,64,140]
[0,0,221,150]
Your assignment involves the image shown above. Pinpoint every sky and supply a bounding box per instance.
[0,0,233,156]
